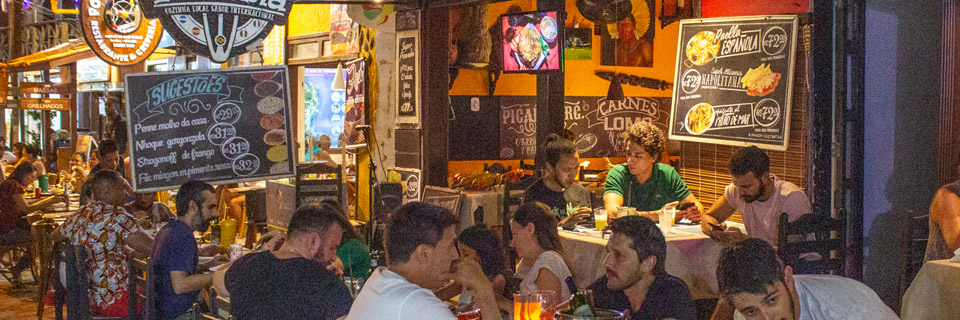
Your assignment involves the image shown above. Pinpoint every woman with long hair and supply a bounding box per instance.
[510,202,574,307]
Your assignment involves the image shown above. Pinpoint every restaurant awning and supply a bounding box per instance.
[0,39,176,73]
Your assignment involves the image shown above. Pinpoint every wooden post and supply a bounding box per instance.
[421,7,449,187]
[535,0,565,173]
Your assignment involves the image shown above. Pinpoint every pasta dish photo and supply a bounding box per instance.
[685,103,714,135]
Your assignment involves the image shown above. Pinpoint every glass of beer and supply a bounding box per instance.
[593,209,608,230]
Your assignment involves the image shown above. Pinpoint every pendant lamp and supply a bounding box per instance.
[332,62,346,90]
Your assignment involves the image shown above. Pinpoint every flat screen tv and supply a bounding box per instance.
[501,11,563,73]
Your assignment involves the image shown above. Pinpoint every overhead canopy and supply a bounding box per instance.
[0,39,177,73]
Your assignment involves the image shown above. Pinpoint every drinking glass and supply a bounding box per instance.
[659,207,676,234]
[593,209,607,230]
[514,292,544,320]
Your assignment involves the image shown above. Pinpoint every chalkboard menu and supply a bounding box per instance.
[343,58,366,145]
[125,66,296,192]
[668,15,798,151]
[421,186,464,215]
[565,97,671,158]
[397,31,419,119]
[500,97,537,159]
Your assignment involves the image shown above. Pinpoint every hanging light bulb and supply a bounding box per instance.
[607,74,624,101]
[332,62,346,90]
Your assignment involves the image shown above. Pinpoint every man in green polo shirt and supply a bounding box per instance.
[603,122,702,222]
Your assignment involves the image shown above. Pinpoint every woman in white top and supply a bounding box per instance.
[510,202,574,307]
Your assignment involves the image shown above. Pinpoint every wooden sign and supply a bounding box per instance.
[20,82,71,95]
[20,98,71,111]
[80,0,163,66]
[396,31,419,120]
[421,186,464,215]
[140,0,294,63]
[125,66,296,191]
[393,167,421,204]
[343,58,366,145]
[668,15,799,150]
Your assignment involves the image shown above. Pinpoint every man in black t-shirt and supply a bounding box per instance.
[214,204,353,320]
[522,133,591,228]
[587,216,696,320]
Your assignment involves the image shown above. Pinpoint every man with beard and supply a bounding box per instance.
[716,239,897,320]
[152,181,228,320]
[700,146,812,245]
[346,202,501,320]
[523,133,591,228]
[216,204,354,319]
[587,216,695,320]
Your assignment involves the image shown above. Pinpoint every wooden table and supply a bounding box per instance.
[559,222,745,300]
[900,259,960,319]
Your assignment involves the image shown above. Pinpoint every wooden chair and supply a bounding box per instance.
[295,163,343,208]
[501,176,538,269]
[898,209,929,306]
[519,159,537,177]
[776,212,845,275]
[0,238,33,289]
[63,243,125,320]
[127,256,155,320]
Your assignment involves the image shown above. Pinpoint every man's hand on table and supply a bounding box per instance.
[202,254,230,271]
[559,208,592,229]
[708,226,747,245]
[676,204,701,223]
[199,243,222,256]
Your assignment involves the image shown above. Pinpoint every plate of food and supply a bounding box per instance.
[684,102,715,135]
[511,23,549,70]
[741,63,782,97]
[686,31,720,66]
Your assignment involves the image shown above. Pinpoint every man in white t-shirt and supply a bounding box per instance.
[701,146,812,245]
[715,239,898,320]
[346,202,502,320]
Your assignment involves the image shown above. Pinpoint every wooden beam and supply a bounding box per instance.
[421,7,449,187]
[535,0,564,173]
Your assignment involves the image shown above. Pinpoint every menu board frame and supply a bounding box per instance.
[396,30,419,123]
[668,15,799,151]
[124,65,296,192]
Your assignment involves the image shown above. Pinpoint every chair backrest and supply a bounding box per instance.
[295,163,343,208]
[898,209,930,305]
[127,256,154,320]
[519,159,537,177]
[64,242,91,320]
[777,212,845,275]
[501,176,537,273]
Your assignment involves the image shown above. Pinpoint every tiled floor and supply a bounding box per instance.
[0,270,59,319]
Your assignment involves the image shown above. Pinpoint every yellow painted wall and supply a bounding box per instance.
[289,4,332,36]
[449,0,680,98]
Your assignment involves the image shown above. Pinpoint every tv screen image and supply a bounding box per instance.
[501,11,562,72]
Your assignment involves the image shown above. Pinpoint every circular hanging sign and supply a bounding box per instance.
[140,0,294,63]
[80,0,164,66]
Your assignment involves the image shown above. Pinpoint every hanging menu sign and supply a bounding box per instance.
[124,66,295,192]
[343,58,366,145]
[397,31,419,119]
[668,15,798,151]
[140,0,294,63]
[80,0,163,66]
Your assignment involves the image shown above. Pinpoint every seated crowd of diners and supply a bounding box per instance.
[0,122,917,320]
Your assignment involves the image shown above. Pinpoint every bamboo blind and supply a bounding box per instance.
[678,25,812,223]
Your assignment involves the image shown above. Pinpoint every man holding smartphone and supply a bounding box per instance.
[700,146,812,245]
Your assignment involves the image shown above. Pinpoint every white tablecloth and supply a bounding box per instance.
[901,259,960,319]
[559,223,745,300]
[458,188,504,231]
